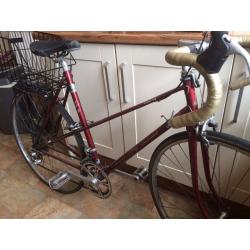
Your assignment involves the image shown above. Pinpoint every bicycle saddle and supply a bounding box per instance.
[30,39,80,57]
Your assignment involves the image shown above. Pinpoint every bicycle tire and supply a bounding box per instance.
[12,92,85,194]
[149,131,250,218]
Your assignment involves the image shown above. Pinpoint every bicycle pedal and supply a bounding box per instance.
[49,171,71,190]
[133,167,149,182]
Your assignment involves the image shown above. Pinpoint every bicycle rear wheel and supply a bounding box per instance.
[12,92,86,194]
[149,131,250,218]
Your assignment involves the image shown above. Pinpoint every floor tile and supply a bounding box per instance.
[118,203,158,219]
[159,189,202,218]
[0,146,20,171]
[6,161,40,187]
[57,189,112,218]
[0,134,17,149]
[113,174,155,211]
[24,197,83,219]
[108,172,127,197]
[0,176,46,217]
[0,170,7,181]
[0,204,13,218]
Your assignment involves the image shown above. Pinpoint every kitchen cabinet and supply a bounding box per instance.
[67,43,124,160]
[221,50,250,141]
[67,43,235,171]
[116,44,234,168]
[219,51,250,204]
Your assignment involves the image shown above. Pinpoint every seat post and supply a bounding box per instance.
[59,56,77,93]
[59,57,69,73]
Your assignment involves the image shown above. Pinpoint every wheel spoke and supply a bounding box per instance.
[12,93,83,194]
[159,190,197,218]
[150,132,250,218]
[162,152,181,170]
[242,195,250,205]
[162,151,192,183]
[164,145,207,195]
[225,151,237,199]
[178,144,190,161]
[228,166,250,200]
[157,163,195,201]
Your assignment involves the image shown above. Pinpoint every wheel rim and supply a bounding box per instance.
[150,132,250,218]
[12,93,83,193]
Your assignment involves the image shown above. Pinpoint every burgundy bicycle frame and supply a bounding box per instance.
[46,68,198,174]
[41,65,211,218]
[184,80,209,218]
[47,70,187,170]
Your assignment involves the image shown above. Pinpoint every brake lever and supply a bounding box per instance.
[223,34,250,76]
[178,40,209,54]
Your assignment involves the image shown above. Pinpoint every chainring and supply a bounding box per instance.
[81,162,112,199]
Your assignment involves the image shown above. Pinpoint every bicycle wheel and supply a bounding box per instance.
[149,131,250,218]
[12,92,86,194]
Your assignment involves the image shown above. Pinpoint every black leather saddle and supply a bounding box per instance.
[30,40,80,57]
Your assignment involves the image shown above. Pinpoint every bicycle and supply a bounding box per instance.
[1,31,250,218]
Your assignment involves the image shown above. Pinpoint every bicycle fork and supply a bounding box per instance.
[184,78,223,218]
[184,78,210,218]
[187,127,209,218]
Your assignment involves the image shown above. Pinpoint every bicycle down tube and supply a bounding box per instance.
[59,60,211,217]
[42,58,201,177]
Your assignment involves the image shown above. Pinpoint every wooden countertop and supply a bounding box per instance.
[38,31,250,46]
[43,32,204,45]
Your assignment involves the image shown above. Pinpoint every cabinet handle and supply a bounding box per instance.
[232,72,246,123]
[103,61,114,102]
[232,87,244,123]
[120,62,129,104]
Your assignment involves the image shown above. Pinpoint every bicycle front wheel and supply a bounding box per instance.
[149,131,250,218]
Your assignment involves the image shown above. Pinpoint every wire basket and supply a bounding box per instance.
[0,31,76,95]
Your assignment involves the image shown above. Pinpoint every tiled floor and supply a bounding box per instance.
[0,131,159,219]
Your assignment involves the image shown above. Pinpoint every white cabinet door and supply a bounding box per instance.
[222,52,250,140]
[116,44,234,168]
[220,52,250,205]
[66,43,124,159]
